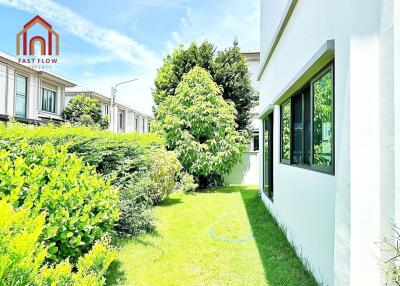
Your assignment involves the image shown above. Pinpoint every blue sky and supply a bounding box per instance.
[0,0,259,115]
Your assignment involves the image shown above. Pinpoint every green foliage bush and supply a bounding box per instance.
[0,123,163,186]
[145,149,182,204]
[153,40,258,131]
[0,122,182,236]
[0,200,115,286]
[176,172,198,193]
[0,142,119,262]
[63,94,109,129]
[152,67,247,187]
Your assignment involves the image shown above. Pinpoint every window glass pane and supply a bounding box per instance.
[263,113,273,199]
[15,75,27,118]
[263,119,270,195]
[303,88,311,164]
[49,91,53,112]
[291,94,303,164]
[281,101,291,161]
[313,69,333,166]
[41,89,56,113]
[253,135,259,151]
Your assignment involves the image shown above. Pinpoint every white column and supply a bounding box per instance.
[6,68,14,116]
[0,63,6,115]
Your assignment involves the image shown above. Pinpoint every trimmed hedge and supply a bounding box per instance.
[0,122,186,237]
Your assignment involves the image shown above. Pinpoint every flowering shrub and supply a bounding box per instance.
[0,142,119,262]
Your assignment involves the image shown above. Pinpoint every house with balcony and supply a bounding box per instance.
[65,86,153,134]
[258,0,400,285]
[0,51,75,123]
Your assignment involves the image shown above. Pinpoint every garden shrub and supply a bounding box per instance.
[0,200,116,286]
[0,122,182,236]
[145,149,182,204]
[0,142,119,262]
[176,173,199,192]
[0,123,164,187]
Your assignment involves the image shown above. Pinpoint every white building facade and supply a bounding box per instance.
[224,51,260,185]
[258,0,400,285]
[65,87,153,134]
[0,52,75,123]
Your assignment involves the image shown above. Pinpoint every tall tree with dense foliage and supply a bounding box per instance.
[152,67,247,187]
[153,40,258,131]
[63,94,109,129]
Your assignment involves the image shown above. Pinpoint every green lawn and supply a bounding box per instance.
[106,186,317,286]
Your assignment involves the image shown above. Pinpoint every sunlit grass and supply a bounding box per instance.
[106,186,316,286]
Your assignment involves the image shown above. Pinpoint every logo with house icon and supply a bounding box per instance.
[16,15,59,56]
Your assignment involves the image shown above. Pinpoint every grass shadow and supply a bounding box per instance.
[159,197,182,207]
[105,260,126,286]
[238,187,318,286]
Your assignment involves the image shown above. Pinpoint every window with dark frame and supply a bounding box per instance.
[263,113,273,200]
[15,75,27,118]
[281,100,291,163]
[280,64,334,174]
[119,113,124,129]
[41,88,56,113]
[253,134,259,151]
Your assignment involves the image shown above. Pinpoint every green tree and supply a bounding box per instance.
[152,67,247,188]
[153,40,257,131]
[63,94,109,129]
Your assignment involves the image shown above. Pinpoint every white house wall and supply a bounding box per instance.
[0,62,6,114]
[259,0,398,285]
[223,152,259,185]
[259,0,336,284]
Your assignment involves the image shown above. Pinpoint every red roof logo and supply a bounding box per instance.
[16,15,59,56]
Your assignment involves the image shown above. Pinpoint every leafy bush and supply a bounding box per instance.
[145,149,182,204]
[63,94,109,129]
[117,198,155,237]
[0,200,116,286]
[152,66,247,188]
[0,123,163,187]
[0,123,181,236]
[0,142,119,262]
[175,172,198,193]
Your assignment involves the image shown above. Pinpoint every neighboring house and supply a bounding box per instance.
[0,51,75,123]
[258,1,399,285]
[223,50,260,185]
[65,86,153,134]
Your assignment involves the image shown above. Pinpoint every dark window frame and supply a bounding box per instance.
[253,133,259,151]
[280,99,291,165]
[15,74,28,118]
[279,62,335,175]
[41,88,56,113]
[263,112,274,201]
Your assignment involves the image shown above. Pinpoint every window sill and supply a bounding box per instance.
[38,110,58,116]
[279,161,334,176]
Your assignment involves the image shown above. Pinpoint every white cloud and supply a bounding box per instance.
[168,0,260,51]
[0,0,161,112]
[0,0,161,70]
